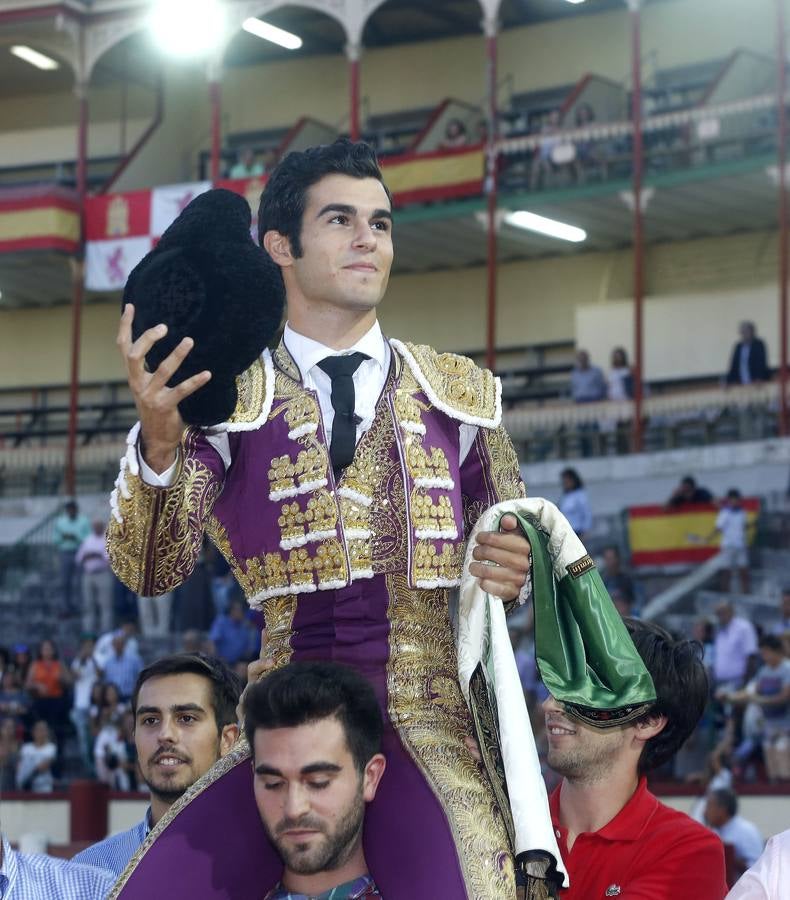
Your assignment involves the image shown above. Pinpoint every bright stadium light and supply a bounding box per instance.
[564,1,587,5]
[242,17,303,50]
[10,45,59,70]
[505,210,587,243]
[149,0,225,58]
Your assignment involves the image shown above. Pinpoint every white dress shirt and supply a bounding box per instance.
[140,322,477,486]
[726,827,790,899]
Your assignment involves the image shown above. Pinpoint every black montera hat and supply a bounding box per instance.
[123,188,284,426]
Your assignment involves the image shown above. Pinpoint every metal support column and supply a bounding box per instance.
[777,0,789,435]
[347,44,361,141]
[628,0,645,452]
[65,82,89,496]
[484,27,499,373]
[209,77,222,182]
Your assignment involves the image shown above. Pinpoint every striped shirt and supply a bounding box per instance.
[264,875,381,899]
[0,838,115,899]
[72,817,148,877]
[101,652,143,700]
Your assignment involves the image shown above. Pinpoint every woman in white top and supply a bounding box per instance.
[607,347,633,401]
[559,467,593,539]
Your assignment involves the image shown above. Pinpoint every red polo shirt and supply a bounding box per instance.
[550,777,727,899]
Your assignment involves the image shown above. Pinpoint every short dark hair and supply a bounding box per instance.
[257,138,392,255]
[681,476,696,487]
[131,653,242,732]
[727,488,742,500]
[561,467,583,490]
[759,634,784,653]
[710,787,738,818]
[624,619,709,776]
[243,661,382,773]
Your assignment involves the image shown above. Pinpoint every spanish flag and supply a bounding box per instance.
[627,499,760,567]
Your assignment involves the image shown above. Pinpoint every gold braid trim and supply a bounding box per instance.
[108,737,252,900]
[385,574,517,899]
[394,340,501,427]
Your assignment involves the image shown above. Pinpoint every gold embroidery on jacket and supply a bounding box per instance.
[226,356,265,425]
[403,343,499,423]
[385,574,516,899]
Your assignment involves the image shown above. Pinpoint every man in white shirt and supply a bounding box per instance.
[15,721,56,793]
[726,827,790,899]
[76,519,114,634]
[713,601,759,691]
[704,787,764,870]
[70,636,99,774]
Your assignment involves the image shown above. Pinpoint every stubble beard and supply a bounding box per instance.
[548,736,624,784]
[271,787,365,876]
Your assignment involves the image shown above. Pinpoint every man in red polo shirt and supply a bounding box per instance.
[545,619,727,899]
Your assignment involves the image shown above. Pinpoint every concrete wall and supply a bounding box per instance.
[0,792,786,846]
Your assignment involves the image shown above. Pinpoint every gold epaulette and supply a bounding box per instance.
[220,350,275,432]
[391,339,502,428]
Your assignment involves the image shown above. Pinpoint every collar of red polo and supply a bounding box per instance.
[550,776,658,844]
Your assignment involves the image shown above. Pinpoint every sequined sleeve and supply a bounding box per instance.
[107,426,226,596]
[460,425,525,536]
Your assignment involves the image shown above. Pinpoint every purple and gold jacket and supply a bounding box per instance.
[106,338,525,900]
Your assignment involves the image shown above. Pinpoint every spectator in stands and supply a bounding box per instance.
[703,787,764,870]
[770,589,790,641]
[230,146,264,179]
[74,654,241,876]
[101,630,143,701]
[694,489,751,594]
[573,103,598,184]
[15,720,56,793]
[559,468,593,540]
[0,716,20,791]
[137,590,173,638]
[181,629,206,655]
[120,709,140,791]
[70,636,99,774]
[712,601,759,692]
[53,499,90,615]
[93,704,130,791]
[0,831,115,898]
[726,321,770,386]
[76,519,114,634]
[9,643,31,683]
[0,647,8,684]
[668,474,713,507]
[722,635,790,781]
[243,661,387,900]
[606,347,633,401]
[530,108,562,190]
[0,670,30,731]
[209,597,258,665]
[24,639,70,756]
[94,619,140,671]
[439,118,468,150]
[544,619,727,899]
[601,545,636,604]
[726,827,790,899]
[571,350,607,403]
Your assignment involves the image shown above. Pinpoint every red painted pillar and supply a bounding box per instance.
[65,83,88,496]
[349,54,361,141]
[628,0,645,453]
[777,0,789,435]
[69,780,109,843]
[484,29,499,373]
[209,77,222,182]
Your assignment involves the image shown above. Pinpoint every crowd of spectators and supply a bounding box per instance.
[0,509,264,794]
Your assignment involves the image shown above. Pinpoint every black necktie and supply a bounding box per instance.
[317,352,369,474]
